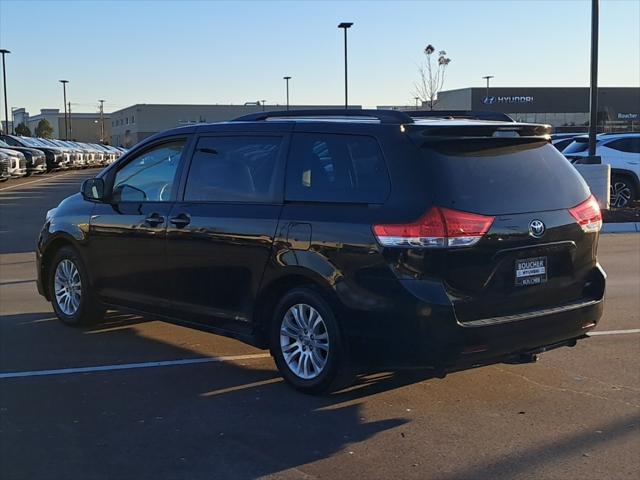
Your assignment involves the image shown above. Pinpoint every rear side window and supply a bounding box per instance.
[422,139,590,215]
[606,137,640,153]
[286,133,390,203]
[184,136,282,202]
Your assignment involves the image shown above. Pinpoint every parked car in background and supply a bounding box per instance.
[44,139,86,168]
[0,136,69,171]
[551,133,584,152]
[37,109,606,394]
[90,143,117,165]
[564,133,640,208]
[0,144,27,178]
[100,144,122,163]
[0,139,47,175]
[0,152,11,181]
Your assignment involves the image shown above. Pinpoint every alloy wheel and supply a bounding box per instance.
[54,259,82,316]
[280,303,330,380]
[610,181,632,208]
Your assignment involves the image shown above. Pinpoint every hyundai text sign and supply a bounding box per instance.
[482,95,535,105]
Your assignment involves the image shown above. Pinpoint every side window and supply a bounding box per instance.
[112,140,185,202]
[285,133,390,203]
[184,136,282,202]
[606,138,640,154]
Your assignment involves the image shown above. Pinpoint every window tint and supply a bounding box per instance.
[422,140,589,215]
[112,141,184,202]
[606,137,640,154]
[286,133,389,203]
[184,136,282,202]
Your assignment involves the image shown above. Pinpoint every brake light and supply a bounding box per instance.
[373,207,494,248]
[569,195,602,233]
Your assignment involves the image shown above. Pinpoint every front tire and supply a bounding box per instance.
[49,246,105,326]
[270,287,349,394]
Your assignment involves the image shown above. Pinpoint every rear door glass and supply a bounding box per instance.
[285,133,390,203]
[422,139,589,215]
[184,136,282,203]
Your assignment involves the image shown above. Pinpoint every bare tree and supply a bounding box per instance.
[413,44,452,110]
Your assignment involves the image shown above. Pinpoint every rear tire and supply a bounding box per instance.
[49,246,105,326]
[610,175,636,208]
[270,287,351,394]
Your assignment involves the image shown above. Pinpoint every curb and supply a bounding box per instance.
[602,222,640,233]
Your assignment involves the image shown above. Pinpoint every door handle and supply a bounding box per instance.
[144,213,165,226]
[170,213,191,228]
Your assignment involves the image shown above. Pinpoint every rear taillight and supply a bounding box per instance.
[569,195,602,233]
[373,207,494,248]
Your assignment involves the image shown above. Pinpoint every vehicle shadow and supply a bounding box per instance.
[436,413,640,480]
[0,311,422,480]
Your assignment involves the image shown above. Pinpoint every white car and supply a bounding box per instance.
[563,133,640,208]
[0,147,27,178]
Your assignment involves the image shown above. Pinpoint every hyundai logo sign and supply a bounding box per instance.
[482,95,534,104]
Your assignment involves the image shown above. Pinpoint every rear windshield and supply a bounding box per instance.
[421,139,589,215]
[562,138,590,154]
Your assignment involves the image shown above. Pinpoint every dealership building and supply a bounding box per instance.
[110,104,360,147]
[10,108,111,143]
[108,88,639,146]
[433,87,639,131]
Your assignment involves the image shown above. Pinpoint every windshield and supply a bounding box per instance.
[21,137,46,147]
[563,138,591,154]
[35,138,57,147]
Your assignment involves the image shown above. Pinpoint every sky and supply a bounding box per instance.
[0,0,639,114]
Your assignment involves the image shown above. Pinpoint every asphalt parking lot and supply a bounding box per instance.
[0,171,638,480]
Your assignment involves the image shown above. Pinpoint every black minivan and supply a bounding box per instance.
[36,110,606,393]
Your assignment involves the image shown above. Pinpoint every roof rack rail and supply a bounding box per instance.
[404,110,515,122]
[232,109,415,124]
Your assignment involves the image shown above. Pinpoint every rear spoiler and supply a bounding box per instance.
[410,123,552,141]
[403,110,515,122]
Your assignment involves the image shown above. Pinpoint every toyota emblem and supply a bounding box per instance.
[529,220,545,238]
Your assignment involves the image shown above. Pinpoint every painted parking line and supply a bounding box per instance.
[1,330,636,380]
[0,171,91,192]
[0,353,271,379]
[588,329,640,336]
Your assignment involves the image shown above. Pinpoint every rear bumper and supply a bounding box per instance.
[423,296,603,369]
[344,264,606,369]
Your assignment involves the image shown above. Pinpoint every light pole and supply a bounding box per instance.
[10,107,16,134]
[283,76,291,111]
[59,80,69,140]
[68,101,73,139]
[0,49,10,135]
[99,99,105,142]
[588,0,599,159]
[338,22,353,110]
[414,97,420,109]
[482,75,494,103]
[260,100,266,112]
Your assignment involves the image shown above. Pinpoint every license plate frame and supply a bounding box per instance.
[515,256,548,286]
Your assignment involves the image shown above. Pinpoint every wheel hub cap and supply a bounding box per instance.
[611,182,631,208]
[280,303,330,380]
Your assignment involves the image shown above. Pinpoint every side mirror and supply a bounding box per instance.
[81,178,106,202]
